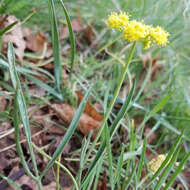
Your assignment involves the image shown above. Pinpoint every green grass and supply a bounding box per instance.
[0,0,190,189]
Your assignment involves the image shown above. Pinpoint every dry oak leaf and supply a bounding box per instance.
[23,29,49,54]
[51,103,101,139]
[1,15,26,61]
[76,91,104,122]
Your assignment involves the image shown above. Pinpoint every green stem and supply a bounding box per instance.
[32,143,79,190]
[103,42,136,124]
[37,180,43,190]
[85,42,136,162]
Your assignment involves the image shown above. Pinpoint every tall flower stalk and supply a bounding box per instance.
[88,11,170,163]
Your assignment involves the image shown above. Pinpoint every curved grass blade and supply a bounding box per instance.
[114,144,125,189]
[8,43,39,179]
[163,151,190,190]
[105,122,114,190]
[0,58,62,100]
[32,142,79,190]
[145,132,183,188]
[148,90,175,120]
[0,58,41,76]
[0,21,17,36]
[24,74,63,100]
[0,173,22,190]
[92,158,104,190]
[77,131,93,187]
[122,165,137,190]
[48,0,62,92]
[13,88,36,180]
[138,90,175,136]
[154,146,181,190]
[82,82,135,187]
[59,0,76,78]
[137,137,147,183]
[40,88,91,178]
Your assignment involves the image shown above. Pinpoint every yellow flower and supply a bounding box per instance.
[148,154,166,173]
[107,11,170,49]
[143,36,151,49]
[149,26,170,46]
[107,12,129,29]
[122,20,149,42]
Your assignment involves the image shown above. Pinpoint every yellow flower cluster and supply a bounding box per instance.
[148,154,166,173]
[107,12,170,49]
[107,12,130,29]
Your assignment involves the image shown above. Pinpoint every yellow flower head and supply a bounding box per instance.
[122,20,149,42]
[107,12,129,29]
[148,154,166,173]
[149,26,170,46]
[143,36,151,49]
[107,11,170,49]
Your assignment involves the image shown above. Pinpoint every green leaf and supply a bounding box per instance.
[0,173,23,190]
[13,88,36,180]
[0,58,41,76]
[148,90,175,120]
[32,142,79,190]
[24,74,63,100]
[122,164,137,190]
[145,132,183,187]
[137,138,147,183]
[82,81,135,187]
[59,0,76,78]
[48,0,62,92]
[40,88,91,178]
[8,42,39,179]
[105,122,114,190]
[164,151,190,190]
[114,144,125,189]
[154,146,181,190]
[0,21,17,36]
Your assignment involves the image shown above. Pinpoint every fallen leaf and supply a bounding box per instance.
[23,29,47,53]
[50,103,101,139]
[82,24,95,45]
[76,91,103,122]
[1,15,26,61]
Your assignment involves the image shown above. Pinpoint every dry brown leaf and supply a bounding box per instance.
[82,25,95,45]
[76,91,103,122]
[1,15,26,61]
[51,104,101,139]
[23,30,47,53]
